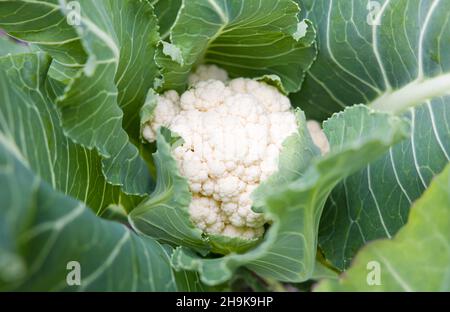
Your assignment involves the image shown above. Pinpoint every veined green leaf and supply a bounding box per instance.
[0,0,159,139]
[156,0,317,93]
[316,164,450,291]
[294,0,450,118]
[0,0,161,195]
[0,1,87,81]
[0,52,139,214]
[154,0,182,41]
[311,262,339,281]
[228,269,272,292]
[172,106,410,286]
[0,134,202,291]
[293,0,450,270]
[108,0,161,142]
[0,35,31,56]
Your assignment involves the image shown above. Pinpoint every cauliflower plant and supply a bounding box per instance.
[143,65,323,240]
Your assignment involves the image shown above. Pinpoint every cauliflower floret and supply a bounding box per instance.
[189,196,226,234]
[222,224,265,240]
[229,78,291,112]
[307,120,330,155]
[180,80,231,111]
[188,64,229,86]
[144,65,299,240]
[142,90,180,142]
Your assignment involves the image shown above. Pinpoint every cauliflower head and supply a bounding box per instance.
[143,66,299,240]
[188,64,229,86]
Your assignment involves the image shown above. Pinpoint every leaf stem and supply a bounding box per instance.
[371,73,450,113]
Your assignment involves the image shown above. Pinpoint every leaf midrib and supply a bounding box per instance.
[370,73,450,113]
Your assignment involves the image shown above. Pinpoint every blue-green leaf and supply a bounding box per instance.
[0,52,139,214]
[0,132,194,291]
[172,106,409,285]
[0,0,161,195]
[293,0,450,270]
[316,164,450,292]
[156,0,317,93]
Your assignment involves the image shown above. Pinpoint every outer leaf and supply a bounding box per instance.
[156,0,317,93]
[294,0,450,118]
[207,234,261,256]
[293,0,450,270]
[312,262,339,280]
[154,0,182,40]
[0,1,86,82]
[0,0,159,139]
[172,106,410,286]
[0,135,194,291]
[0,52,139,214]
[229,269,272,292]
[0,0,160,194]
[108,0,161,141]
[316,164,450,292]
[0,34,31,56]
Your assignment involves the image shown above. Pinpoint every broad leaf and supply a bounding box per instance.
[129,128,211,256]
[0,52,139,214]
[172,106,409,285]
[294,0,450,118]
[316,163,450,292]
[0,0,160,194]
[0,35,31,56]
[156,0,317,93]
[108,0,161,141]
[0,133,203,291]
[0,1,86,82]
[293,0,450,270]
[154,0,182,40]
[312,261,339,281]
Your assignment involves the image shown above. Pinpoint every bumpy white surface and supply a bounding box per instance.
[142,90,180,142]
[143,66,298,239]
[188,64,229,85]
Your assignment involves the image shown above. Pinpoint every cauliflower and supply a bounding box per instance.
[188,64,229,86]
[142,90,180,142]
[143,65,314,240]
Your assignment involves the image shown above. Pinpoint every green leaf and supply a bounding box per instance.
[172,105,410,286]
[311,262,339,280]
[156,0,317,93]
[293,0,450,118]
[229,269,271,292]
[316,163,450,292]
[0,1,87,81]
[0,52,139,214]
[0,0,160,195]
[154,0,182,40]
[207,234,261,255]
[293,0,450,270]
[0,134,197,291]
[0,35,31,56]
